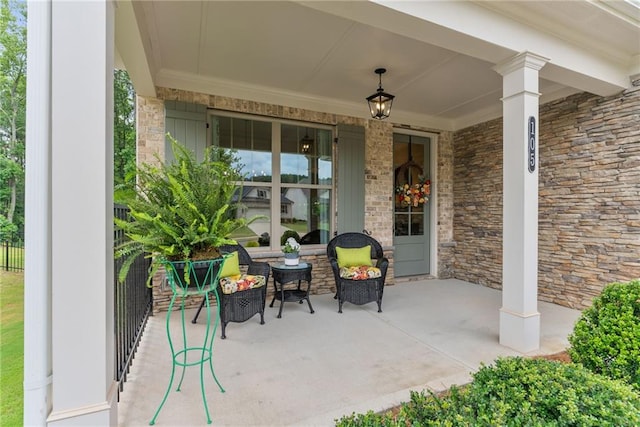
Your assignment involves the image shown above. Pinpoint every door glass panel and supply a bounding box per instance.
[411,214,424,235]
[394,134,429,237]
[395,214,409,236]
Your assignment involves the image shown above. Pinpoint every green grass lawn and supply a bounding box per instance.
[0,271,23,425]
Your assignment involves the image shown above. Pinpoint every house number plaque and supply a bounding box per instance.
[528,116,536,173]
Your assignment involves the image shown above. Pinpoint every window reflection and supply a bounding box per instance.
[211,114,332,248]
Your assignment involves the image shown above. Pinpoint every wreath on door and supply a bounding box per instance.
[394,161,430,207]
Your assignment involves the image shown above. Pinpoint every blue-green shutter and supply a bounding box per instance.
[164,101,207,162]
[337,124,365,234]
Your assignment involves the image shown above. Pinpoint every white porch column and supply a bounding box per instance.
[494,52,548,353]
[47,2,116,425]
[24,2,52,425]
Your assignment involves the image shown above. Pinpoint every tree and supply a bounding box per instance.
[0,0,26,239]
[113,69,136,187]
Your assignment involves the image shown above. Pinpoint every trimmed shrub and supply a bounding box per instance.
[245,241,259,247]
[568,279,640,389]
[280,230,300,246]
[466,357,640,426]
[335,357,640,426]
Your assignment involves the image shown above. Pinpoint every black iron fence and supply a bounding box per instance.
[114,204,153,398]
[1,240,24,272]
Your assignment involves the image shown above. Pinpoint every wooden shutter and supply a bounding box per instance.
[164,101,207,162]
[337,124,365,234]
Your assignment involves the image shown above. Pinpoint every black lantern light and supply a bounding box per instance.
[366,68,395,120]
[300,128,314,154]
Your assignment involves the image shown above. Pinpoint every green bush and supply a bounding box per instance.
[335,357,640,426]
[245,241,259,247]
[466,357,640,426]
[280,230,300,246]
[568,279,640,389]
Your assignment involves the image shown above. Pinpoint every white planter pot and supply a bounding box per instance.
[284,253,300,266]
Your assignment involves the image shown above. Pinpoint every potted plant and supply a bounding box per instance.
[115,134,255,288]
[282,236,301,266]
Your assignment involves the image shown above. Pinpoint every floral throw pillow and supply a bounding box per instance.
[220,274,266,294]
[339,266,382,280]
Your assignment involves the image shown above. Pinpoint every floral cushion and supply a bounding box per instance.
[339,266,382,280]
[219,274,266,294]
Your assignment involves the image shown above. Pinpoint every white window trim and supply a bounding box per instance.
[208,110,335,251]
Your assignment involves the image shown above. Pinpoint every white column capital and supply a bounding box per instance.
[493,51,550,76]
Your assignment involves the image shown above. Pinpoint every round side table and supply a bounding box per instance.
[270,263,314,318]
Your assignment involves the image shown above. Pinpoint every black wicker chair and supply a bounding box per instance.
[191,244,269,339]
[326,232,389,313]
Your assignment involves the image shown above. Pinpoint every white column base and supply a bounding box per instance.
[499,308,540,353]
[47,381,118,426]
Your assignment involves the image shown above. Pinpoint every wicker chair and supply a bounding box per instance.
[326,232,389,313]
[191,244,269,339]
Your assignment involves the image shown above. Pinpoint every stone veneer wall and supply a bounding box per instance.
[452,119,504,290]
[453,88,640,309]
[537,88,640,308]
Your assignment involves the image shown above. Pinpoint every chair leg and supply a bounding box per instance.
[191,296,206,324]
[220,321,227,339]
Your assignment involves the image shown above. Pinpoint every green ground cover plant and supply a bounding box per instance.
[336,357,640,426]
[0,271,24,425]
[568,279,640,389]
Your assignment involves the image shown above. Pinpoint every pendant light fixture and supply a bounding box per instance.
[366,68,395,120]
[300,128,314,154]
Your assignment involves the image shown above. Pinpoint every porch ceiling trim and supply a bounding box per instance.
[114,0,156,97]
[155,68,456,131]
[305,0,632,96]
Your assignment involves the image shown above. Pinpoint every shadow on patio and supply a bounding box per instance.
[117,278,581,426]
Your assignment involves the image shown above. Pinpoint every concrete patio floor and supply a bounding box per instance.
[117,278,582,426]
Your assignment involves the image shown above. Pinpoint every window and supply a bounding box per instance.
[211,113,333,249]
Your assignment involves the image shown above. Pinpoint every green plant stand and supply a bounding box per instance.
[150,257,227,425]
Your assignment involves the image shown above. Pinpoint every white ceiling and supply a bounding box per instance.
[118,0,640,131]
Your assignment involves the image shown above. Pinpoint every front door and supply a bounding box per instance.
[393,133,431,276]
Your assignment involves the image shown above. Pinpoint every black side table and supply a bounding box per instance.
[270,263,314,318]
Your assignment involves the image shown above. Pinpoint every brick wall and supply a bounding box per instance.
[437,131,455,278]
[139,88,432,312]
[365,120,394,248]
[135,95,165,166]
[453,88,640,309]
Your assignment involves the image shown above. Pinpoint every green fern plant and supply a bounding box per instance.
[115,134,257,285]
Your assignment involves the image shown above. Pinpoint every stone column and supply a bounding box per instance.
[493,52,548,352]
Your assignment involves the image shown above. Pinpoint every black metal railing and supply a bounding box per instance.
[1,239,24,272]
[114,204,153,398]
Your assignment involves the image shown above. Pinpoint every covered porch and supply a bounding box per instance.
[24,1,638,425]
[117,278,580,426]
